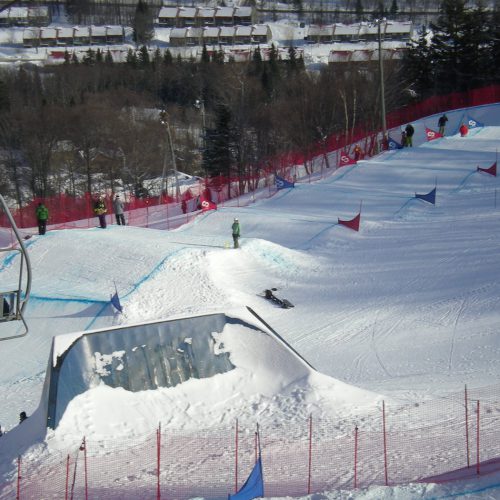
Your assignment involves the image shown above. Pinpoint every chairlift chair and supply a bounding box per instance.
[0,194,31,340]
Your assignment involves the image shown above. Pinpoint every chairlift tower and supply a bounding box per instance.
[0,195,32,341]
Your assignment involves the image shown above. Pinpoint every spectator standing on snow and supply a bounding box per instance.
[35,202,49,235]
[112,194,125,225]
[460,123,469,137]
[405,124,415,147]
[438,114,448,135]
[93,194,107,229]
[19,411,28,423]
[353,144,363,161]
[232,218,241,249]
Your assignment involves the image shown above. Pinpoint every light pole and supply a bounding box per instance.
[159,109,181,201]
[375,18,387,147]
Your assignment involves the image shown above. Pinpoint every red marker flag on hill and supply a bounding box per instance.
[199,197,217,211]
[477,162,497,177]
[339,151,356,167]
[425,128,443,141]
[338,212,361,232]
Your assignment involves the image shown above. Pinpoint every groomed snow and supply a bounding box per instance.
[1,105,500,498]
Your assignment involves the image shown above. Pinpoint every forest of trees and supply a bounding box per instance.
[0,0,499,206]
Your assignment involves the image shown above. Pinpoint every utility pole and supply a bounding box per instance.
[159,109,180,201]
[376,18,388,147]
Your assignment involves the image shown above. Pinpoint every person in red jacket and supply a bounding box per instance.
[459,123,469,137]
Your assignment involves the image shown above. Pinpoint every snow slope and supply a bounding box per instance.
[1,105,500,498]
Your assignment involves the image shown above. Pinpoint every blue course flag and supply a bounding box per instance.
[228,457,264,500]
[275,175,295,190]
[466,116,484,129]
[110,291,123,313]
[387,136,403,150]
[415,187,436,205]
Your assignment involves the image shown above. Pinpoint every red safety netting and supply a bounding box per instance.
[4,384,500,499]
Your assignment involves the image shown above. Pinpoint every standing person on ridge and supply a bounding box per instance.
[232,218,241,249]
[404,124,415,146]
[112,194,125,225]
[438,114,448,135]
[35,202,49,235]
[93,194,107,229]
[405,123,415,147]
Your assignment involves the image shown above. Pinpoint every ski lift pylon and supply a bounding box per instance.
[0,194,32,340]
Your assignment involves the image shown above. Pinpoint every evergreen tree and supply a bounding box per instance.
[355,0,364,21]
[71,52,79,65]
[138,45,150,66]
[64,50,71,65]
[133,0,154,47]
[390,0,398,17]
[105,49,114,65]
[201,43,210,64]
[404,25,434,98]
[95,48,103,64]
[431,0,471,93]
[203,104,234,178]
[163,49,173,66]
[0,79,10,113]
[126,48,138,67]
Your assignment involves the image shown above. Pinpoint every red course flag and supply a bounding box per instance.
[477,162,497,177]
[425,128,443,141]
[339,151,356,167]
[199,197,217,211]
[338,212,361,232]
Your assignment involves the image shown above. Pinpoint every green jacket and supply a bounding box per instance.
[232,221,240,237]
[94,200,107,215]
[36,204,49,221]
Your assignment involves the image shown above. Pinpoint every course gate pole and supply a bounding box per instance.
[465,385,470,468]
[382,401,388,486]
[307,414,313,495]
[157,423,161,500]
[354,426,358,489]
[65,454,70,500]
[16,455,21,500]
[235,419,239,493]
[476,400,480,475]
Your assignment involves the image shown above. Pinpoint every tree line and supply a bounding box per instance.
[0,0,498,207]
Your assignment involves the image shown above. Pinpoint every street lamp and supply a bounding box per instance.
[194,98,207,178]
[159,109,181,201]
[375,18,387,147]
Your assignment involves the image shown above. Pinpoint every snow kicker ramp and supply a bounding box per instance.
[41,309,312,429]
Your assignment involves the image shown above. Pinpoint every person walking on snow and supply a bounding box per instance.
[93,194,107,229]
[438,114,448,135]
[35,202,49,235]
[232,218,241,249]
[112,194,125,225]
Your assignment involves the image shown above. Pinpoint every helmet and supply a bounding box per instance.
[234,218,238,221]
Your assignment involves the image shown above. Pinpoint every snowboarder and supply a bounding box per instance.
[19,411,28,423]
[438,114,448,135]
[112,194,125,225]
[232,218,240,249]
[405,124,415,147]
[35,202,49,235]
[93,194,107,229]
[459,123,469,137]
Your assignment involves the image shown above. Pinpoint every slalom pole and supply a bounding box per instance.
[476,400,480,475]
[465,385,470,468]
[354,426,358,489]
[307,415,313,494]
[235,419,239,493]
[382,401,388,486]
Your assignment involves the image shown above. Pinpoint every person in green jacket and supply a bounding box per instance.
[232,218,240,248]
[35,202,49,235]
